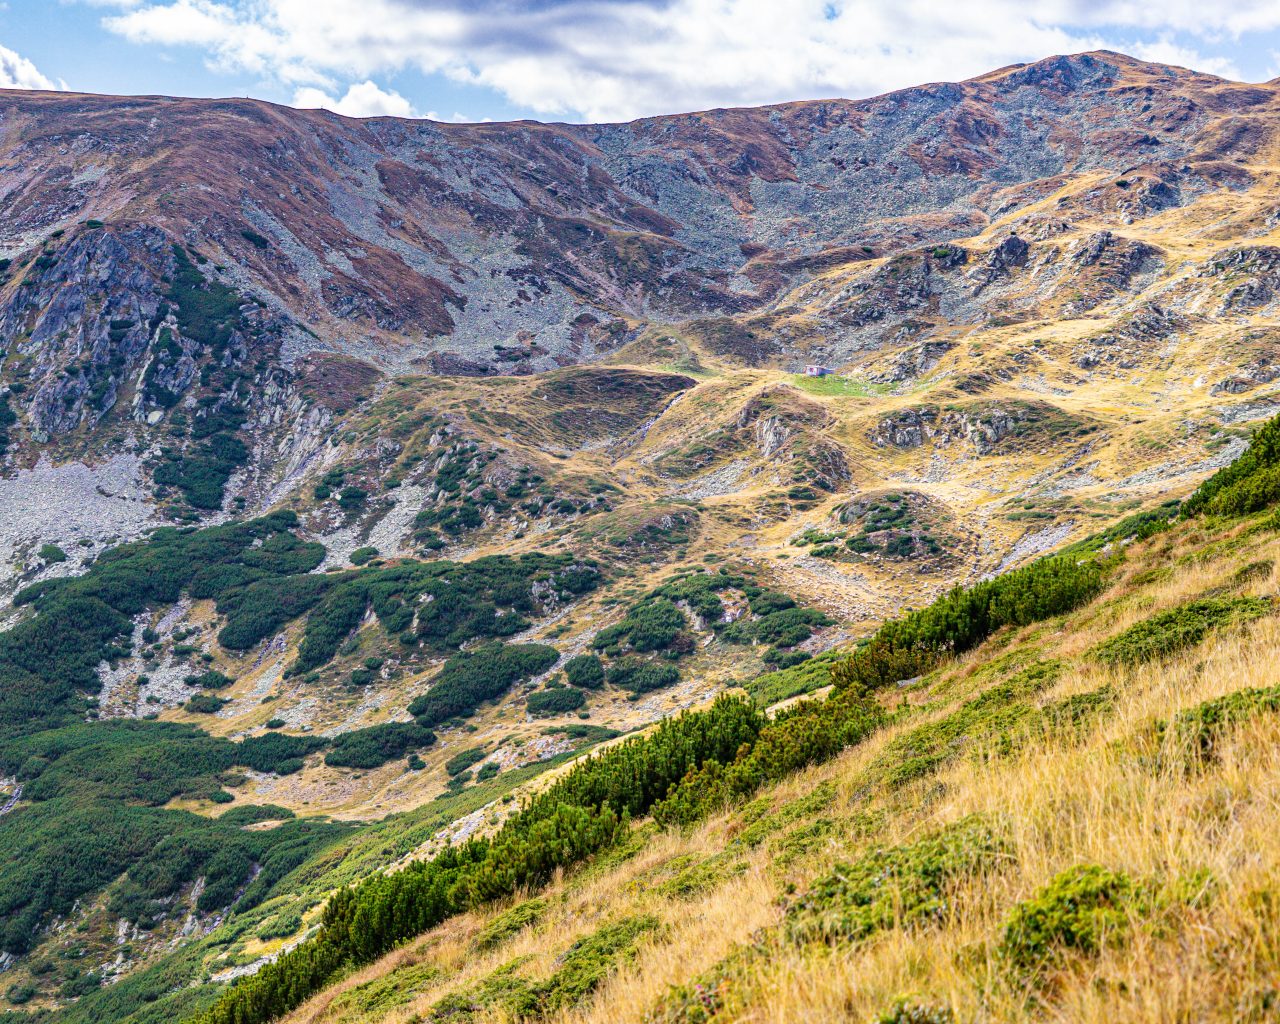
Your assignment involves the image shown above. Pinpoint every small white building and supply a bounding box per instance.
[804,365,831,377]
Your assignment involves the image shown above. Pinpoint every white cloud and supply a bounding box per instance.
[90,0,1280,122]
[0,43,64,91]
[293,80,417,117]
[1125,37,1240,79]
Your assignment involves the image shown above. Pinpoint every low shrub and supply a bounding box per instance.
[1092,597,1272,667]
[38,543,67,564]
[473,897,546,952]
[324,722,436,769]
[876,1003,955,1024]
[1155,683,1280,767]
[563,654,605,689]
[445,747,487,777]
[833,553,1106,691]
[527,687,587,716]
[1183,411,1280,517]
[605,658,679,695]
[185,670,234,690]
[998,864,1135,971]
[409,644,559,727]
[257,912,302,941]
[786,816,1010,944]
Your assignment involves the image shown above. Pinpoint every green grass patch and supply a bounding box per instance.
[787,374,890,398]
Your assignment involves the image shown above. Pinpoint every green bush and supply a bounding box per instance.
[324,722,436,769]
[196,696,762,1024]
[786,816,1010,944]
[350,546,378,565]
[185,694,227,714]
[1183,411,1280,517]
[235,732,326,774]
[563,654,605,689]
[473,897,546,952]
[38,543,67,564]
[998,864,1135,970]
[534,914,659,1013]
[527,687,587,716]
[1155,682,1280,767]
[592,571,828,673]
[5,982,36,1004]
[833,553,1107,691]
[654,685,883,827]
[605,658,679,695]
[185,670,234,690]
[876,1003,955,1024]
[445,747,487,777]
[338,486,368,512]
[0,394,13,456]
[1092,597,1272,667]
[257,912,302,941]
[409,644,559,727]
[0,715,343,956]
[871,662,1060,789]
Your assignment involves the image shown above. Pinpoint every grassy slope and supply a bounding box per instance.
[277,508,1280,1024]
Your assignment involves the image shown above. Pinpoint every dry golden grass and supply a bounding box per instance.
[278,519,1280,1024]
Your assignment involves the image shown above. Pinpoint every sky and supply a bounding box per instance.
[4,1,1280,124]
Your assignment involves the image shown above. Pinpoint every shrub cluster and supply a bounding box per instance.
[653,684,884,826]
[832,553,1106,691]
[324,722,437,769]
[1183,411,1280,517]
[1091,596,1272,667]
[0,721,343,954]
[444,747,488,777]
[3,511,310,736]
[0,392,15,455]
[150,246,255,510]
[1154,682,1280,768]
[785,815,1010,945]
[526,685,587,716]
[408,644,559,726]
[998,864,1135,971]
[591,569,831,695]
[195,696,764,1024]
[563,654,605,689]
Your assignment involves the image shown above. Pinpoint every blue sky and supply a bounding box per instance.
[4,2,1280,123]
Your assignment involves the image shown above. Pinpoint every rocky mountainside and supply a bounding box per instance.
[2,50,1278,598]
[1,49,1272,375]
[1,49,1280,1021]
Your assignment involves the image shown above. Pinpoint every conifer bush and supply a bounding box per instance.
[1182,411,1280,517]
[786,815,1010,945]
[998,864,1135,971]
[832,553,1106,691]
[1091,596,1272,667]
